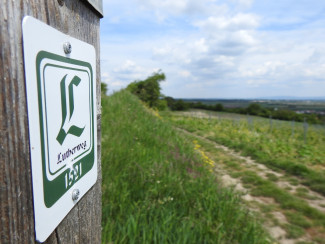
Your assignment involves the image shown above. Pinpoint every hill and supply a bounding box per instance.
[101,90,270,243]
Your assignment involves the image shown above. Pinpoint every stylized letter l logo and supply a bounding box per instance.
[56,75,85,145]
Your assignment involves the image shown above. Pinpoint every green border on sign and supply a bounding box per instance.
[42,64,92,176]
[36,51,95,208]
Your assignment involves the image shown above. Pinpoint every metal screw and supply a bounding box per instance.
[63,42,72,54]
[72,189,80,201]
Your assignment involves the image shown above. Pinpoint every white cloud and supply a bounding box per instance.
[240,61,285,78]
[195,13,259,32]
[152,46,174,59]
[237,0,254,8]
[307,48,325,64]
[101,0,325,98]
[101,59,159,92]
[178,70,191,77]
[137,0,228,20]
[101,72,111,83]
[141,0,187,14]
[113,60,140,74]
[193,38,209,53]
[192,13,259,58]
[113,60,159,82]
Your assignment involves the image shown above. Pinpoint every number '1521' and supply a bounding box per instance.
[65,162,82,189]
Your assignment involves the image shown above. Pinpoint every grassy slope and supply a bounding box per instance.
[101,91,270,243]
[164,111,325,195]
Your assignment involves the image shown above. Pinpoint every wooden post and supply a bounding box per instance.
[0,0,102,243]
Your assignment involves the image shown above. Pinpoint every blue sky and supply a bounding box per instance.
[100,0,325,98]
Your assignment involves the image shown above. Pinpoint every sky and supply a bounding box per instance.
[100,0,325,99]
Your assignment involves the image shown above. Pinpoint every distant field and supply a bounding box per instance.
[177,108,325,127]
[182,99,325,112]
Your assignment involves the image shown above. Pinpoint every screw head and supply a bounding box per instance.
[63,42,72,54]
[72,189,80,201]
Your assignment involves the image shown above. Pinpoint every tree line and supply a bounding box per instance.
[184,101,323,124]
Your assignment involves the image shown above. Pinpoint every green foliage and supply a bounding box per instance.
[246,103,264,115]
[246,103,270,117]
[165,96,189,111]
[155,99,168,111]
[101,82,108,96]
[101,91,270,243]
[127,71,166,109]
[214,103,224,111]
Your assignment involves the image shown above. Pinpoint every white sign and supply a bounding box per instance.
[22,16,97,242]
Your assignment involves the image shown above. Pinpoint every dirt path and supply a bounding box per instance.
[178,127,325,244]
[212,139,325,212]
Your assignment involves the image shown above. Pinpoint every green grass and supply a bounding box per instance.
[284,224,305,239]
[162,112,325,196]
[285,211,312,229]
[233,170,325,226]
[177,130,325,241]
[101,91,270,243]
[265,173,279,182]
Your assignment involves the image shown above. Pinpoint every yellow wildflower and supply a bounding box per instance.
[193,140,215,172]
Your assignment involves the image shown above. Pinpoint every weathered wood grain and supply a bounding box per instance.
[0,0,102,243]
